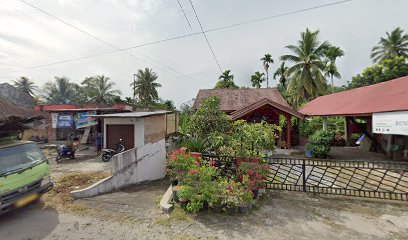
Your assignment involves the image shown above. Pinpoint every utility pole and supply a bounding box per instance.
[133,73,136,104]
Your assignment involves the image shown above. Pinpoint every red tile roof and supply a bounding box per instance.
[193,88,293,112]
[299,76,408,117]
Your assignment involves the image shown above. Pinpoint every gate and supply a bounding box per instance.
[265,157,408,201]
[202,154,408,201]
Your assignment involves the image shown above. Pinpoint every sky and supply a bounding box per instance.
[0,0,407,108]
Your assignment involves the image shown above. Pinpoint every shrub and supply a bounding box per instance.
[306,130,335,158]
[177,185,195,201]
[238,163,268,189]
[179,137,207,153]
[167,148,200,184]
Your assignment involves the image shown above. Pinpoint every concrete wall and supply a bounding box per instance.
[71,139,166,199]
[103,117,144,149]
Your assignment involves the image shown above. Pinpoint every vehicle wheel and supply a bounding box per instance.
[102,154,111,162]
[70,154,75,159]
[56,155,62,163]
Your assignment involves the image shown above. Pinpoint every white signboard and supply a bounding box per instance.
[373,111,408,136]
[51,113,58,128]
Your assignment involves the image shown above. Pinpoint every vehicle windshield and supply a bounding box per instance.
[0,143,46,176]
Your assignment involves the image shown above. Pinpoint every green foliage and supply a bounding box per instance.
[214,70,239,89]
[238,163,268,188]
[371,27,408,63]
[300,117,344,138]
[347,56,408,89]
[273,62,288,87]
[324,46,345,93]
[188,97,231,141]
[281,28,331,108]
[261,54,274,87]
[13,76,38,96]
[250,71,265,88]
[179,138,207,153]
[167,150,200,184]
[81,75,121,105]
[177,185,195,201]
[306,130,335,158]
[131,68,162,105]
[230,120,280,157]
[186,200,203,213]
[43,77,78,104]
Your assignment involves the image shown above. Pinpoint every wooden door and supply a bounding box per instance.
[106,124,134,150]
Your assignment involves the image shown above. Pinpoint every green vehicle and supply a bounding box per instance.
[0,140,53,214]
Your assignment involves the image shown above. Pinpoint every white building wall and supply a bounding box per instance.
[103,118,144,148]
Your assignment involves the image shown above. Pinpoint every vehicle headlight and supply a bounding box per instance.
[41,175,51,187]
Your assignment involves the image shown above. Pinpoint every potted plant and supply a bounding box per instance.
[238,189,253,214]
[177,185,195,209]
[167,149,200,185]
[238,163,268,199]
[206,181,225,214]
[224,181,241,216]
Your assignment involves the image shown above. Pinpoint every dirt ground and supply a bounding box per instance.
[1,178,407,240]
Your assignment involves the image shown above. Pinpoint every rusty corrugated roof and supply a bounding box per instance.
[192,88,293,112]
[0,98,44,122]
[299,76,408,117]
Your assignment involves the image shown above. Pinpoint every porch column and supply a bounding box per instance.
[286,115,291,148]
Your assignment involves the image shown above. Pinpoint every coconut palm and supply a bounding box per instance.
[214,70,239,89]
[280,29,330,107]
[261,54,274,88]
[131,68,162,105]
[250,71,265,88]
[82,75,121,105]
[43,77,78,104]
[13,76,38,96]
[371,27,408,63]
[324,46,344,93]
[273,62,289,87]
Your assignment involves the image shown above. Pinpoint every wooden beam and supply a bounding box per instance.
[286,115,292,148]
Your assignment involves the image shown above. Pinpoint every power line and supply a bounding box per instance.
[17,0,208,86]
[3,0,353,76]
[188,0,223,73]
[176,0,192,29]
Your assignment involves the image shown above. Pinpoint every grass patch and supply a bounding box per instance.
[43,171,111,210]
[155,206,191,226]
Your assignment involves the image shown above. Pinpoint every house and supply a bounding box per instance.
[35,104,133,144]
[94,111,177,150]
[0,83,34,108]
[0,98,45,136]
[192,88,302,147]
[299,76,408,158]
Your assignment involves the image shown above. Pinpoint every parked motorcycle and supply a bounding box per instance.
[56,145,75,163]
[101,139,125,162]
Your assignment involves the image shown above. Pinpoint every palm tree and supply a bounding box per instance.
[13,76,38,96]
[82,75,121,105]
[324,46,344,93]
[273,62,289,87]
[371,27,408,63]
[131,68,162,105]
[250,71,265,88]
[43,77,78,104]
[280,28,330,107]
[261,54,274,88]
[214,70,239,89]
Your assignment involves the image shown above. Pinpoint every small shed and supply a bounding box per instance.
[95,111,171,150]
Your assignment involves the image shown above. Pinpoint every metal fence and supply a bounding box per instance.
[202,154,408,201]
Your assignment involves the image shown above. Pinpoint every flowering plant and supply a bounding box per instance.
[238,162,268,189]
[223,180,242,207]
[167,148,200,184]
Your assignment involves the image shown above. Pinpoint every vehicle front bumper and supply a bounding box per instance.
[0,182,53,215]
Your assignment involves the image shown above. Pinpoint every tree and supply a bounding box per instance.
[214,70,239,89]
[324,46,344,93]
[273,62,288,87]
[261,54,274,88]
[131,68,162,105]
[280,28,330,107]
[12,76,38,96]
[82,75,121,105]
[347,56,408,89]
[250,71,265,88]
[371,27,408,63]
[43,77,78,104]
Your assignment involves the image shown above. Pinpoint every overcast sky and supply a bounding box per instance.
[0,0,407,107]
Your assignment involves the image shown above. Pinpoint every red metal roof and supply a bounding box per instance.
[299,76,408,117]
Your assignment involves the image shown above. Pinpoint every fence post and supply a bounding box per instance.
[302,159,306,192]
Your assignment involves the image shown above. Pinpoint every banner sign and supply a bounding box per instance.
[373,111,408,136]
[57,114,73,129]
[75,111,98,129]
[51,113,58,128]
